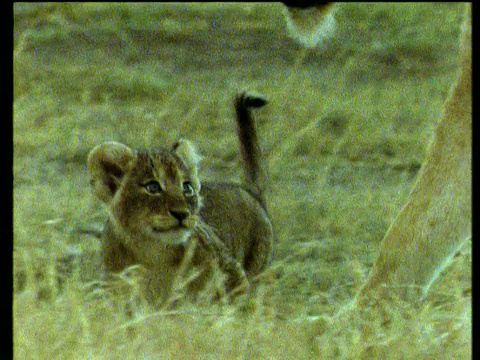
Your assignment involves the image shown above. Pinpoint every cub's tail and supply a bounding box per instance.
[234,91,268,209]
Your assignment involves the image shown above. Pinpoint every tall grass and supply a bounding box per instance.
[14,3,470,359]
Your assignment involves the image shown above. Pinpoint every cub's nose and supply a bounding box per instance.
[170,210,189,223]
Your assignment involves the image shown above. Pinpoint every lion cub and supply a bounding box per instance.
[87,91,274,306]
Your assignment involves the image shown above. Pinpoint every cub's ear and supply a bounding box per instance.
[87,141,135,204]
[172,139,201,169]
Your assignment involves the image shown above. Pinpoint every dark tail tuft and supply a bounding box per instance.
[234,90,268,208]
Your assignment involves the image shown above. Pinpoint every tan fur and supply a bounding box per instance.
[283,3,337,48]
[87,94,273,306]
[355,4,471,304]
[283,3,471,304]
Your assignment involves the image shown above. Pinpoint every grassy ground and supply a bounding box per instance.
[14,3,470,359]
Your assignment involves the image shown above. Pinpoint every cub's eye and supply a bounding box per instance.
[183,181,195,197]
[144,180,162,194]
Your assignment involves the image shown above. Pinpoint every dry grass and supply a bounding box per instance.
[14,3,470,359]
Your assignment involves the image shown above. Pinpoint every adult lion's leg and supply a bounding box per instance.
[283,3,471,304]
[355,6,471,303]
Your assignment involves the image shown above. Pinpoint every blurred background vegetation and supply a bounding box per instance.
[14,3,470,358]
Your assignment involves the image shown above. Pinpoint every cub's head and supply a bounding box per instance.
[87,139,202,246]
